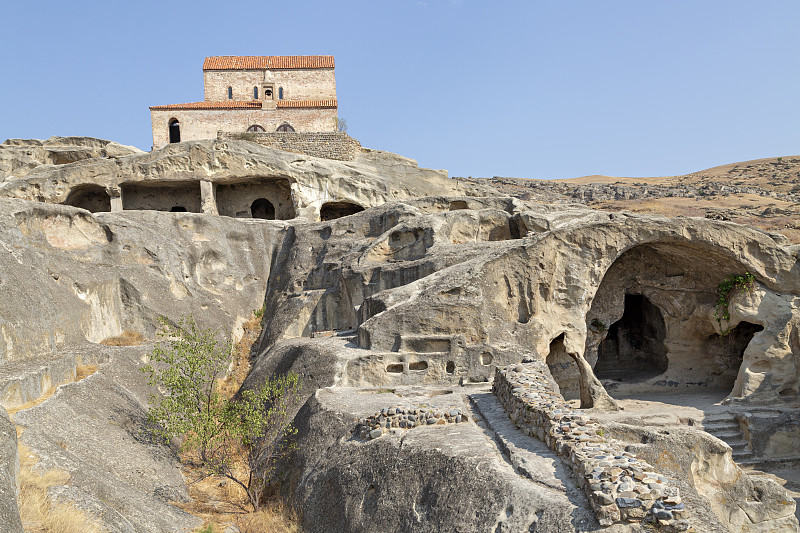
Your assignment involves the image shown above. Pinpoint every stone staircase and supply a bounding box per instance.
[702,412,754,463]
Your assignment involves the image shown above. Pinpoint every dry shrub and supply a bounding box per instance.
[100,331,144,346]
[17,444,104,533]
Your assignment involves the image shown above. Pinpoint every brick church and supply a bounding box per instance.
[149,56,338,149]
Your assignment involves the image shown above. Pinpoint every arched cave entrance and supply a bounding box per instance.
[586,242,766,398]
[320,202,365,221]
[594,294,668,383]
[63,185,111,213]
[169,119,181,143]
[705,321,764,392]
[251,198,275,220]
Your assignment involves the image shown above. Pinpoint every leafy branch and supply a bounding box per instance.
[714,272,755,324]
[141,316,301,511]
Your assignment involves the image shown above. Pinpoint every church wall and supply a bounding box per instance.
[150,107,338,148]
[203,68,336,102]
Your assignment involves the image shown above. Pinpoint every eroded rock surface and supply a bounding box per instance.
[0,138,798,532]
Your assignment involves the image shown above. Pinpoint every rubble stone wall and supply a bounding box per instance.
[494,363,690,531]
[218,131,361,161]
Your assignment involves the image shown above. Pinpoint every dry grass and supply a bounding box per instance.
[17,444,105,533]
[219,313,262,399]
[75,364,99,381]
[99,331,144,346]
[179,452,301,533]
[6,386,57,417]
[231,502,301,533]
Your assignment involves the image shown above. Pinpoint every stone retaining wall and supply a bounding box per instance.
[217,131,361,161]
[493,363,692,531]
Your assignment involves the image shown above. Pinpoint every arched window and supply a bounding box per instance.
[246,125,265,132]
[253,86,258,99]
[276,123,295,132]
[278,87,283,100]
[227,86,233,99]
[168,118,181,143]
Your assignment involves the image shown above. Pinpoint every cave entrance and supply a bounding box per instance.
[595,294,668,382]
[63,185,111,213]
[706,321,764,393]
[251,198,275,220]
[320,202,365,221]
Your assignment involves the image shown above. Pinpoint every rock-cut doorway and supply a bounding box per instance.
[594,294,668,383]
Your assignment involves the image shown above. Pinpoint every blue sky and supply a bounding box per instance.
[2,1,797,179]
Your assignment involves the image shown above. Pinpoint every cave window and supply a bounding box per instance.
[227,86,233,99]
[278,87,283,99]
[595,294,668,382]
[168,119,180,143]
[251,198,275,220]
[63,185,111,213]
[253,86,258,99]
[546,334,580,400]
[320,202,365,221]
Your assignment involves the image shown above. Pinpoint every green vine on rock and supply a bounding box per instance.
[714,272,755,324]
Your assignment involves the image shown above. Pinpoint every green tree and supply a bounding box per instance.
[141,316,301,511]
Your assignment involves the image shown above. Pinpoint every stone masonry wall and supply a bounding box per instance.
[150,107,337,148]
[493,363,692,531]
[217,131,361,161]
[203,69,336,102]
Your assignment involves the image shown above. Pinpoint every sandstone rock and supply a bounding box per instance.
[0,406,22,533]
[0,138,797,532]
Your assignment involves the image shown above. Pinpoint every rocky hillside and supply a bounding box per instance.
[0,138,798,533]
[461,155,800,242]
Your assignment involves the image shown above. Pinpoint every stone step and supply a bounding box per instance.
[703,421,739,430]
[733,451,755,462]
[728,440,750,451]
[708,430,744,440]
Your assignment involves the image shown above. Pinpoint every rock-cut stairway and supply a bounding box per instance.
[702,412,753,463]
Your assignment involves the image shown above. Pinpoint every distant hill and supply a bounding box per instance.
[460,155,800,243]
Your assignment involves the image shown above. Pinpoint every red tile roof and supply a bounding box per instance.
[203,56,334,70]
[277,99,337,109]
[150,100,338,111]
[149,101,263,111]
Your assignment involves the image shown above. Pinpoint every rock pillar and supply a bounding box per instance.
[200,180,218,215]
[110,187,123,212]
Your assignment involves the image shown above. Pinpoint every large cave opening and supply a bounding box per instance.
[595,294,668,382]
